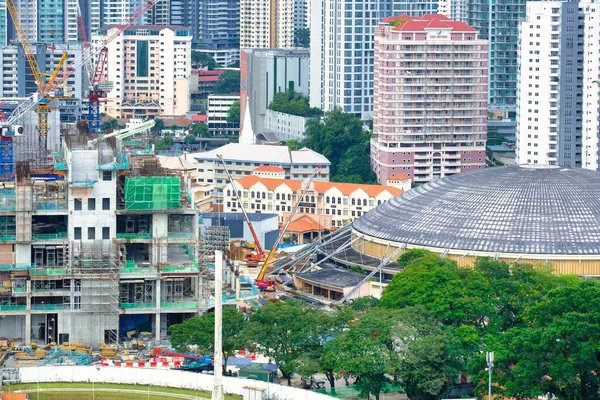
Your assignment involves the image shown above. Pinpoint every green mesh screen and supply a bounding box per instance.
[125,177,181,210]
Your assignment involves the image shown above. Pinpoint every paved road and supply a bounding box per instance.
[2,387,209,399]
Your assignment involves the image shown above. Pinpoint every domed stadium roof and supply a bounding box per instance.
[352,165,600,255]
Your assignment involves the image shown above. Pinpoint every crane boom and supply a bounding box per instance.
[3,0,160,126]
[256,166,321,283]
[217,155,265,257]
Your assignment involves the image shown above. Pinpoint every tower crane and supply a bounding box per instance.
[6,0,69,140]
[1,0,160,130]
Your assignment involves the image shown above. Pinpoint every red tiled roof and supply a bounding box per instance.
[233,175,403,197]
[254,166,285,173]
[162,116,192,127]
[383,13,477,32]
[287,215,326,233]
[192,114,208,122]
[387,173,411,181]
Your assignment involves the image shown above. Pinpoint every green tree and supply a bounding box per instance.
[303,109,375,183]
[163,134,174,146]
[100,117,119,132]
[191,122,210,138]
[154,139,166,150]
[269,91,322,117]
[151,118,165,135]
[168,308,245,374]
[227,100,240,123]
[191,51,218,70]
[294,28,310,47]
[184,134,196,144]
[286,139,301,150]
[492,280,600,399]
[213,70,240,94]
[240,299,330,385]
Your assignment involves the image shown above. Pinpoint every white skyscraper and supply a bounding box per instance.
[515,0,600,168]
[240,0,295,48]
[582,1,600,170]
[309,0,438,121]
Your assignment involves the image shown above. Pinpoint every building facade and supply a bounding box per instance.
[263,109,315,141]
[99,25,192,119]
[309,0,439,121]
[221,173,402,228]
[581,1,600,170]
[240,0,299,48]
[191,143,330,204]
[207,94,240,136]
[193,0,240,50]
[515,0,584,167]
[239,48,310,144]
[371,14,488,184]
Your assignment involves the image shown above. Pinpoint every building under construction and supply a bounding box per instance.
[0,124,217,347]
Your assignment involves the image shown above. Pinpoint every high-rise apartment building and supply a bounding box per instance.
[99,25,192,119]
[370,14,488,184]
[194,0,240,50]
[438,0,467,21]
[8,0,37,42]
[0,1,7,47]
[240,0,296,48]
[37,0,79,43]
[309,0,438,121]
[582,1,600,170]
[466,0,539,114]
[515,0,584,167]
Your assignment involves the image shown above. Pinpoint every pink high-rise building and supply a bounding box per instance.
[371,14,488,185]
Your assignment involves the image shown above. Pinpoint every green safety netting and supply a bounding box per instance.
[125,177,181,210]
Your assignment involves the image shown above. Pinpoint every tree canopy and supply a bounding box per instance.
[227,100,240,123]
[294,28,310,47]
[268,91,322,118]
[168,308,245,373]
[212,70,240,94]
[303,109,376,184]
[191,51,218,70]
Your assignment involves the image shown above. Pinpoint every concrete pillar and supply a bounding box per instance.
[155,279,161,308]
[212,250,224,400]
[25,312,31,344]
[155,313,161,341]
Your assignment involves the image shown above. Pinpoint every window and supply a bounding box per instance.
[74,227,82,240]
[102,198,110,210]
[88,198,96,210]
[102,227,110,240]
[103,171,112,181]
[88,227,95,240]
[74,199,82,210]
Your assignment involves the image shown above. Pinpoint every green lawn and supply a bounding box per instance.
[1,382,241,400]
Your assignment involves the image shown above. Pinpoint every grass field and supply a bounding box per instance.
[0,382,242,400]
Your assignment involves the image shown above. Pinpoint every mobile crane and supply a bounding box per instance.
[217,154,265,267]
[255,166,321,291]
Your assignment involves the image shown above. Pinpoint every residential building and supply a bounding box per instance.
[240,48,310,144]
[294,0,308,32]
[0,48,18,98]
[385,173,412,192]
[191,69,224,100]
[465,0,538,114]
[193,49,240,68]
[309,0,438,121]
[37,0,79,43]
[371,14,488,184]
[0,1,7,47]
[193,0,240,50]
[100,0,149,26]
[207,94,240,136]
[240,0,295,48]
[582,1,600,170]
[515,0,583,167]
[9,0,37,42]
[221,172,402,229]
[98,25,192,119]
[79,0,100,39]
[191,142,330,203]
[149,0,170,25]
[438,0,467,21]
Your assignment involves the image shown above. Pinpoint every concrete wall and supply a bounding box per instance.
[0,315,26,338]
[263,109,313,141]
[18,366,336,400]
[59,312,118,348]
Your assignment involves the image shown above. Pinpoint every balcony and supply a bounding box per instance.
[160,301,198,309]
[31,304,70,311]
[121,302,155,309]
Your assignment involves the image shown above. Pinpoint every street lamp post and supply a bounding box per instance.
[486,351,494,400]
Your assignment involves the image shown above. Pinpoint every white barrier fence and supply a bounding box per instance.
[18,366,337,400]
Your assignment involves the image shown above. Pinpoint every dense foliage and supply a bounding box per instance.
[294,28,310,47]
[303,109,376,184]
[212,70,240,94]
[168,251,600,399]
[268,91,322,118]
[227,100,240,123]
[191,51,218,70]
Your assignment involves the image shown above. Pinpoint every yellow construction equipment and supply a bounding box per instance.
[6,0,69,138]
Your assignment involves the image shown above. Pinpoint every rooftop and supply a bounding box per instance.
[232,175,403,197]
[101,24,191,31]
[297,267,365,289]
[254,166,285,173]
[381,14,477,32]
[192,143,330,166]
[353,165,600,255]
[287,215,327,233]
[387,173,411,181]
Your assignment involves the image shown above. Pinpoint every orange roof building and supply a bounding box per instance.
[222,175,402,229]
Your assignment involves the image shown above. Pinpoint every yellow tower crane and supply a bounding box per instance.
[5,0,69,138]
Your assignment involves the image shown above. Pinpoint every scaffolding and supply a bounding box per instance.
[0,138,14,181]
[124,176,181,210]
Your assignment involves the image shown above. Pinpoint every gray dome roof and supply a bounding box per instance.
[353,166,600,255]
